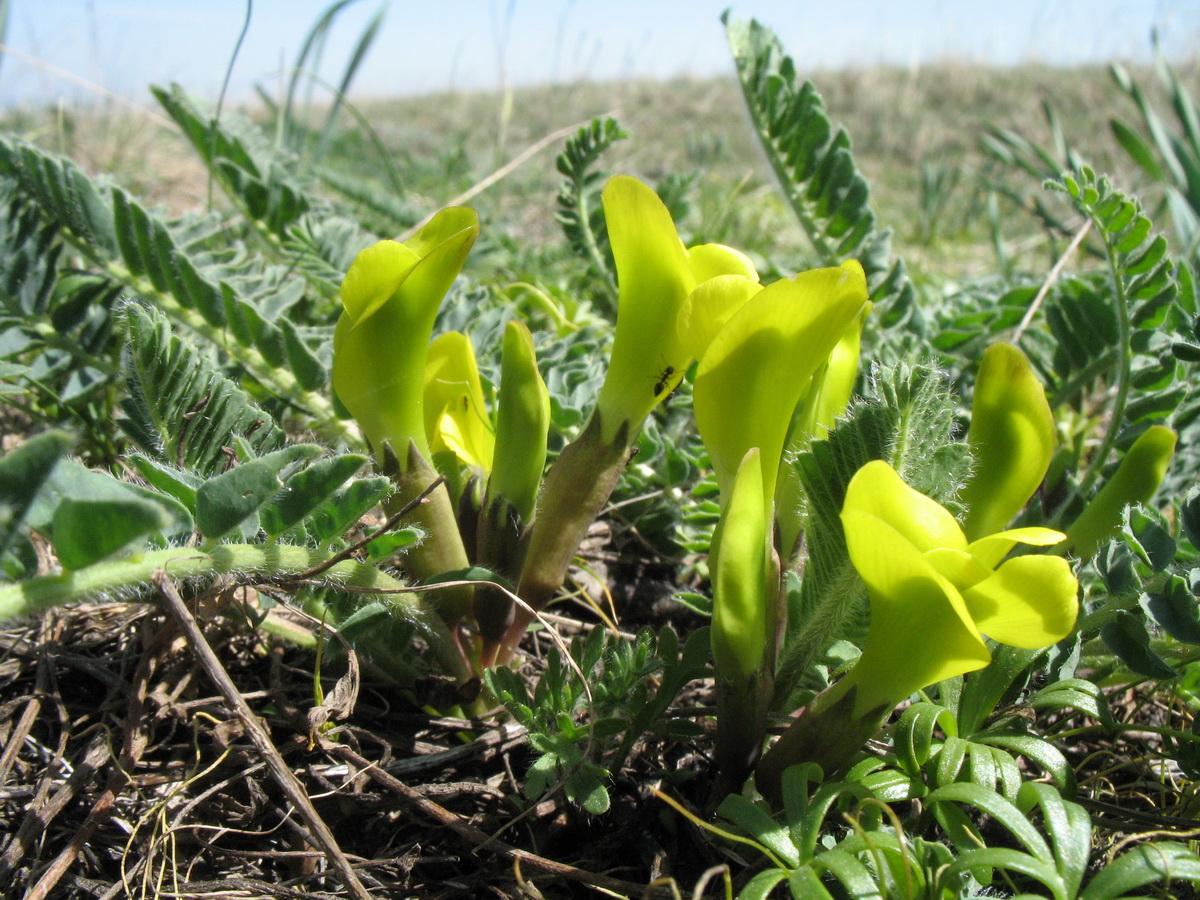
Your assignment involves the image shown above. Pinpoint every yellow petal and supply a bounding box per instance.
[798,302,870,442]
[333,220,479,461]
[686,243,759,283]
[339,240,421,322]
[711,448,771,682]
[424,332,494,471]
[961,556,1078,648]
[842,460,968,554]
[924,547,992,590]
[776,302,870,556]
[333,292,428,458]
[694,262,868,505]
[404,206,479,259]
[488,321,550,525]
[594,175,696,443]
[961,343,1055,540]
[967,526,1066,569]
[1064,425,1177,559]
[675,275,762,361]
[841,509,990,715]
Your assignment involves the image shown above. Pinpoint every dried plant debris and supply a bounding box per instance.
[0,604,719,898]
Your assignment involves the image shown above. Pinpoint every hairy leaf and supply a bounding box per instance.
[120,304,284,476]
[555,116,629,303]
[724,13,918,351]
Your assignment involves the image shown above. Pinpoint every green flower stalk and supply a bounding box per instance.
[498,175,760,660]
[961,342,1056,541]
[1064,424,1177,559]
[332,209,479,628]
[756,460,1078,805]
[476,321,551,661]
[693,260,869,791]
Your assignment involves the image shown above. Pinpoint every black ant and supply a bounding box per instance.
[652,365,676,397]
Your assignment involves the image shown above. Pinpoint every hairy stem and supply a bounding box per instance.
[0,542,466,680]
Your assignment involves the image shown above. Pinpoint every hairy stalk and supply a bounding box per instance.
[381,443,474,627]
[0,542,466,680]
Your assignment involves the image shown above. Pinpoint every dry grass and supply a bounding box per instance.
[6,58,1190,265]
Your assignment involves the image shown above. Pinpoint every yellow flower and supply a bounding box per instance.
[693,260,869,513]
[839,460,1078,717]
[756,459,1079,802]
[593,175,759,444]
[423,331,494,472]
[332,208,479,463]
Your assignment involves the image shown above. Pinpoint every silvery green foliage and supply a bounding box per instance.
[723,12,919,354]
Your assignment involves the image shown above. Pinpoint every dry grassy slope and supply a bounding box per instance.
[343,61,1198,270]
[7,60,1195,264]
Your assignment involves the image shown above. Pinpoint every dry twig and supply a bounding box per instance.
[154,570,374,900]
[326,742,675,898]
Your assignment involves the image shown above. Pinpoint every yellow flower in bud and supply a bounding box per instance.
[332,208,479,464]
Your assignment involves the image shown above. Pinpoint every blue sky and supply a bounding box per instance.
[2,1,1198,108]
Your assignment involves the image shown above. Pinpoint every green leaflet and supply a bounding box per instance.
[121,304,285,477]
[0,137,345,438]
[51,497,172,570]
[555,116,629,303]
[258,453,371,538]
[723,12,918,348]
[27,457,191,569]
[152,84,311,236]
[0,431,74,577]
[195,444,323,541]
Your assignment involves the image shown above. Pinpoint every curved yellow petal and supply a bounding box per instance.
[842,460,967,554]
[333,294,428,458]
[1065,425,1177,559]
[798,302,870,442]
[424,332,494,471]
[961,555,1078,648]
[339,240,421,322]
[594,175,695,443]
[961,343,1055,540]
[332,214,479,462]
[776,302,870,556]
[841,510,990,715]
[675,275,762,361]
[711,448,771,683]
[694,261,868,505]
[967,526,1066,569]
[924,547,992,590]
[686,243,759,283]
[404,206,480,259]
